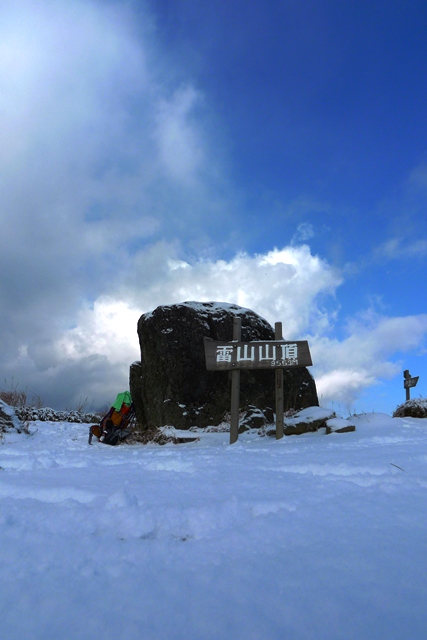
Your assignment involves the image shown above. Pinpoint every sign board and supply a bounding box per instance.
[204,338,312,371]
[204,321,313,444]
[403,369,419,401]
[404,376,419,389]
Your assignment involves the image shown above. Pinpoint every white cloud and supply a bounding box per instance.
[0,0,234,400]
[315,369,377,403]
[154,85,206,185]
[376,237,427,260]
[58,242,341,354]
[291,222,315,244]
[313,313,427,407]
[0,1,154,282]
[124,243,343,335]
[58,298,140,365]
[0,0,225,283]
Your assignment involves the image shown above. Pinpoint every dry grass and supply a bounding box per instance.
[0,378,45,409]
[125,424,200,445]
[0,380,28,408]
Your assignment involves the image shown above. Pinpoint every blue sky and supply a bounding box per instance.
[1,0,427,413]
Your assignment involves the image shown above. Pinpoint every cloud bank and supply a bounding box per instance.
[0,0,231,401]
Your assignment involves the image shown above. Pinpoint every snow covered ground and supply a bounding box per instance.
[1,413,427,640]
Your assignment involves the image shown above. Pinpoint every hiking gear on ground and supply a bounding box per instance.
[88,392,136,445]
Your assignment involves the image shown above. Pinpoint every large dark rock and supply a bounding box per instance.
[130,302,318,430]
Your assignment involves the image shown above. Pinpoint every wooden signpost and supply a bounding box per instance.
[230,317,241,444]
[204,322,313,444]
[275,322,284,440]
[403,369,419,401]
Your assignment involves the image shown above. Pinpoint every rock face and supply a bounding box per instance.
[130,301,318,430]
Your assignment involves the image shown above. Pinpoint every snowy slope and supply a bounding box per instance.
[1,414,427,640]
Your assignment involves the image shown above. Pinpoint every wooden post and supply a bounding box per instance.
[404,370,410,402]
[275,322,284,440]
[230,317,241,444]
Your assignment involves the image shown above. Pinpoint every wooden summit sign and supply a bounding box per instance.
[203,318,313,444]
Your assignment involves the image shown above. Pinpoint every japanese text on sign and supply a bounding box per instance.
[204,338,312,370]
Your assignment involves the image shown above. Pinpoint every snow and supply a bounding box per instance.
[326,417,356,429]
[0,399,22,431]
[143,301,267,321]
[168,301,255,315]
[1,414,427,639]
[284,406,335,426]
[394,397,427,417]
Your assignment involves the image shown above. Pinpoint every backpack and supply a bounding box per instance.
[88,394,136,445]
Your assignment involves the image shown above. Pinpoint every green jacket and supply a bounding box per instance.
[112,391,132,411]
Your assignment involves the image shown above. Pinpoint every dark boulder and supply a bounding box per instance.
[130,302,318,430]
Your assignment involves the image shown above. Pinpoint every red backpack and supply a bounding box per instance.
[88,402,136,445]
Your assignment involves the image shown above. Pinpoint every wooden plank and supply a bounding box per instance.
[403,370,419,401]
[230,317,241,445]
[404,376,419,389]
[204,338,312,370]
[275,322,284,440]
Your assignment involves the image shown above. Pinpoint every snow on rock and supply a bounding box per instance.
[15,406,100,423]
[0,399,23,435]
[239,405,274,432]
[143,300,259,322]
[393,397,427,418]
[276,406,357,436]
[264,406,350,437]
[285,406,335,425]
[325,417,356,434]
